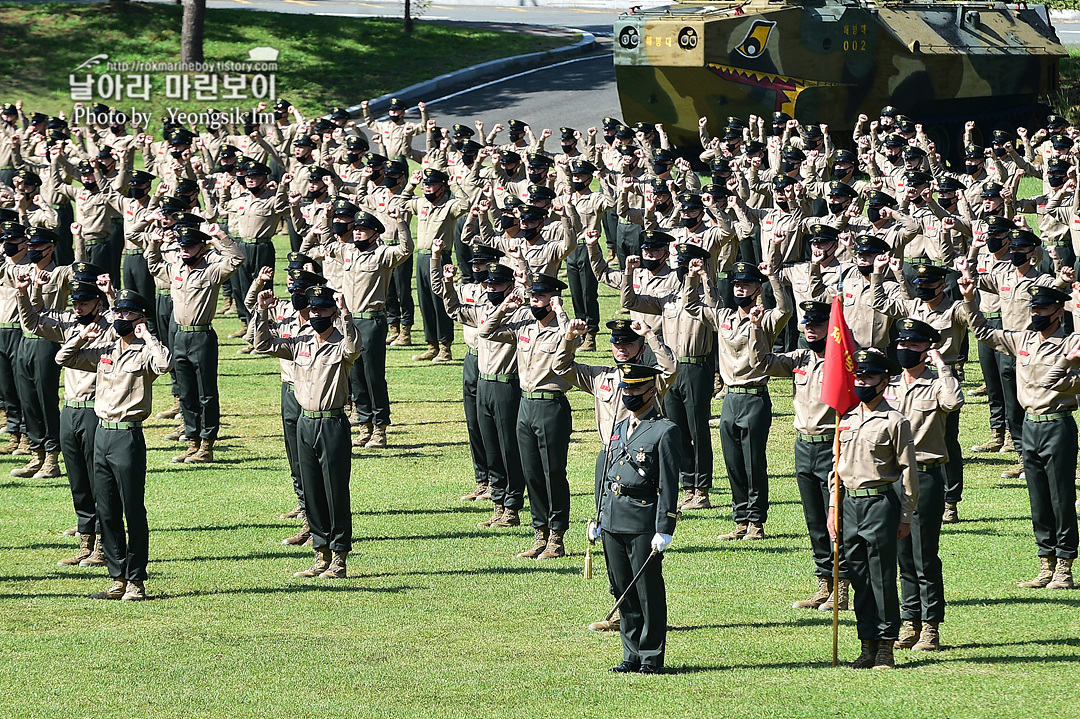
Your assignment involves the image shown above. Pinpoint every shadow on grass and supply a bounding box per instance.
[950,595,1080,608]
[359,564,581,580]
[675,543,802,555]
[901,652,1080,668]
[157,583,419,599]
[665,659,833,673]
[0,541,70,552]
[358,506,481,517]
[669,616,834,632]
[154,522,285,532]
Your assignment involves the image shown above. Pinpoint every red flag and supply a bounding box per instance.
[820,296,858,414]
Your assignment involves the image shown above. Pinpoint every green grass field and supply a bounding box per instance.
[1,226,1078,718]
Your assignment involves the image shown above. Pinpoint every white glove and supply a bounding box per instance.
[651,532,672,552]
[587,520,602,542]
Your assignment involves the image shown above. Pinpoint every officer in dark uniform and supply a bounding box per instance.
[589,363,680,674]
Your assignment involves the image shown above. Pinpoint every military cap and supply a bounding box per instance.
[1009,228,1040,247]
[159,194,189,213]
[607,319,641,343]
[508,119,527,132]
[176,226,210,246]
[273,98,290,111]
[904,170,933,186]
[96,145,115,159]
[865,189,897,207]
[354,211,385,234]
[896,118,916,133]
[937,176,964,192]
[527,152,553,167]
[502,196,525,212]
[651,147,675,163]
[882,133,906,148]
[0,103,16,114]
[852,235,891,255]
[75,160,95,175]
[25,226,59,245]
[701,183,727,197]
[167,129,194,145]
[175,178,200,195]
[895,317,941,344]
[172,212,204,228]
[288,269,326,290]
[1028,285,1071,307]
[385,159,408,175]
[964,143,984,159]
[880,105,900,118]
[800,300,831,325]
[726,116,749,130]
[1047,114,1068,128]
[0,208,18,224]
[218,145,240,158]
[674,242,710,261]
[677,191,704,209]
[648,177,672,195]
[614,126,635,140]
[47,116,68,130]
[744,140,766,154]
[519,204,548,222]
[1046,157,1071,174]
[387,97,405,110]
[114,289,150,314]
[332,199,360,216]
[617,363,661,386]
[632,121,654,135]
[128,170,155,185]
[911,263,948,284]
[772,111,792,123]
[722,126,743,141]
[803,124,824,139]
[602,117,623,130]
[459,140,483,155]
[48,130,67,141]
[772,174,797,190]
[559,126,577,139]
[902,145,927,159]
[313,118,336,133]
[981,182,1004,198]
[471,244,505,262]
[484,263,515,284]
[854,348,900,376]
[245,162,271,176]
[570,159,597,175]
[782,146,806,162]
[287,252,318,270]
[15,169,41,186]
[826,180,857,198]
[991,129,1012,144]
[421,168,449,184]
[731,261,766,283]
[528,272,567,294]
[308,166,333,182]
[640,230,675,249]
[328,107,350,120]
[0,221,24,238]
[833,149,858,165]
[710,157,732,174]
[91,102,110,115]
[527,184,556,201]
[345,135,369,151]
[808,223,840,242]
[1050,134,1074,150]
[985,215,1013,234]
[617,143,639,155]
[293,135,316,149]
[72,261,107,282]
[69,281,105,303]
[451,123,474,137]
[305,284,338,309]
[359,152,386,168]
[498,150,522,164]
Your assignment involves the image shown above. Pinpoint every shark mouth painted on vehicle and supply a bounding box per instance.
[707,62,850,115]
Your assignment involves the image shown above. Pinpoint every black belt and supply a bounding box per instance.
[608,481,656,500]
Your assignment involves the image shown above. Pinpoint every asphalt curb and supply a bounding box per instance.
[350,28,597,115]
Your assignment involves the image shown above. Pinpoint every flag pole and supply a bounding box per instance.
[831,414,842,668]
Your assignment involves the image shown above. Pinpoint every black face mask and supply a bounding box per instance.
[27,249,45,264]
[368,170,384,184]
[1049,174,1066,188]
[675,265,689,281]
[733,294,756,308]
[994,147,1007,157]
[499,215,518,232]
[354,239,372,251]
[832,167,852,181]
[641,257,664,271]
[987,233,1006,253]
[571,181,589,192]
[780,160,796,173]
[940,195,958,209]
[603,134,616,145]
[3,242,21,256]
[273,111,286,121]
[652,162,670,175]
[964,164,980,176]
[527,171,546,184]
[309,315,334,334]
[530,305,551,321]
[914,285,939,301]
[182,253,202,267]
[711,174,729,186]
[76,312,97,326]
[853,382,882,404]
[291,294,309,311]
[654,200,672,214]
[520,226,540,241]
[423,191,441,203]
[776,200,790,212]
[170,150,185,159]
[771,125,784,137]
[383,174,403,188]
[828,202,846,215]
[896,348,925,369]
[487,290,506,305]
[244,124,257,135]
[452,140,464,151]
[83,181,98,192]
[390,115,404,125]
[1031,314,1057,332]
[129,187,147,200]
[681,215,701,229]
[332,221,351,236]
[621,392,649,412]
[305,190,325,201]
[857,264,874,277]
[113,318,134,337]
[346,152,361,164]
[807,337,827,353]
[508,131,524,142]
[1010,251,1030,267]
[867,206,883,223]
[471,269,488,284]
[561,143,575,153]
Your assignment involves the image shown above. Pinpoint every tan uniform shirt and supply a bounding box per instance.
[327,224,413,312]
[443,285,516,369]
[56,331,172,423]
[824,265,907,349]
[976,263,1066,332]
[621,270,715,359]
[146,237,244,326]
[870,273,970,364]
[52,169,118,241]
[225,184,290,240]
[830,401,919,524]
[478,307,571,394]
[17,293,111,402]
[252,309,360,412]
[752,343,834,436]
[885,366,964,464]
[401,191,470,252]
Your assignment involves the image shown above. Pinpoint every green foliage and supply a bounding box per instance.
[1047,49,1080,125]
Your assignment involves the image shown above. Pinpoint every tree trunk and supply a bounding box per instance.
[181,0,206,65]
[404,0,413,34]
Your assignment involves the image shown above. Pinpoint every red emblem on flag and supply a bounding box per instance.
[821,296,858,414]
